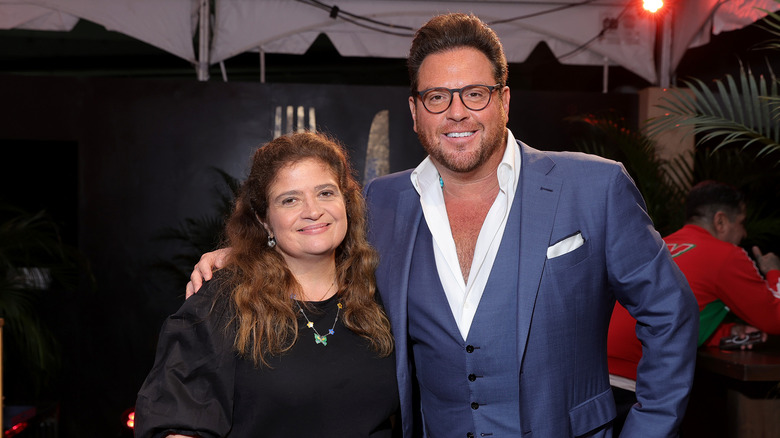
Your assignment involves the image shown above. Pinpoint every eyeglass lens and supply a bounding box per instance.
[422,85,494,113]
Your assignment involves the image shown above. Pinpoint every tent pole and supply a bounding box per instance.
[658,10,672,88]
[220,62,228,82]
[197,0,210,81]
[260,48,266,84]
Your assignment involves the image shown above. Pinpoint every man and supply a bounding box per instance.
[608,181,780,414]
[188,13,698,437]
[667,181,780,345]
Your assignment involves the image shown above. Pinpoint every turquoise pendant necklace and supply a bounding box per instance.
[296,300,342,346]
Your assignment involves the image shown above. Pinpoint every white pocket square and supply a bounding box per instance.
[547,232,585,259]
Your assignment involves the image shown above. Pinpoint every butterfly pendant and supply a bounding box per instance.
[314,333,328,346]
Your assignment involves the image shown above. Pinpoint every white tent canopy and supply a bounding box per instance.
[0,0,198,62]
[212,1,659,78]
[1,0,777,84]
[670,0,778,74]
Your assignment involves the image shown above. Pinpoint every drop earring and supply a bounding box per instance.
[267,235,277,248]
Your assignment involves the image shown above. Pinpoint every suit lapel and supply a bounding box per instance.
[515,144,562,369]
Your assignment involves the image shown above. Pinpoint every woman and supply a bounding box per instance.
[135,131,398,438]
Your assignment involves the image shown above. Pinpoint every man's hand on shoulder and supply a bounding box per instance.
[185,248,231,298]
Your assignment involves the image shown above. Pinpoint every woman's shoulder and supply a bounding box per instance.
[173,274,233,324]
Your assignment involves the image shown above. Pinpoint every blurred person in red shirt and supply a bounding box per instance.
[607,180,780,434]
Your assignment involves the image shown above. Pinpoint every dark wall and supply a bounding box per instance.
[0,74,636,437]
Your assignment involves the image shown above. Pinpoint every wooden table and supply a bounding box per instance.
[684,339,780,437]
[697,344,780,381]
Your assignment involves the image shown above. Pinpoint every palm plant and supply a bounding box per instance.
[568,113,780,252]
[152,168,241,288]
[644,1,780,163]
[686,146,780,251]
[566,111,690,236]
[0,203,89,396]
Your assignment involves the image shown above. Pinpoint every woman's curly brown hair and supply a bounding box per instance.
[219,131,393,367]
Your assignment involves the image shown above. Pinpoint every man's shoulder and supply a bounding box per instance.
[518,141,622,174]
[664,225,738,260]
[363,170,421,236]
[665,225,720,246]
[364,169,415,200]
[368,169,414,186]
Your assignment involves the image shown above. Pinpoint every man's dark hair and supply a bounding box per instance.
[407,13,508,97]
[685,180,745,222]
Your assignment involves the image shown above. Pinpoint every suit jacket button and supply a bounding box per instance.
[466,345,475,353]
[471,402,479,410]
[468,374,477,381]
[467,433,474,438]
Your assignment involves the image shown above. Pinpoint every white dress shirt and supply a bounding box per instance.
[410,129,521,340]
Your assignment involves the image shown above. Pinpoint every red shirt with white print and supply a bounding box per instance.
[608,224,780,380]
[667,224,780,346]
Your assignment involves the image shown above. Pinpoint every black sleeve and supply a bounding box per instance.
[134,281,236,438]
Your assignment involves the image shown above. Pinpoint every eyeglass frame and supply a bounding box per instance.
[415,83,503,114]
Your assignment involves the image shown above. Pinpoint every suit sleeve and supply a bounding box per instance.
[134,282,235,438]
[604,166,699,437]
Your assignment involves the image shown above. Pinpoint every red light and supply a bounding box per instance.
[124,409,135,429]
[4,422,29,438]
[643,0,663,13]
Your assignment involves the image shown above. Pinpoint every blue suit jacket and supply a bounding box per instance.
[363,141,698,437]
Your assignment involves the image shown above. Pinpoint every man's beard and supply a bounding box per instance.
[417,119,507,174]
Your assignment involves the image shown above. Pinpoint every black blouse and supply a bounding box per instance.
[135,280,399,438]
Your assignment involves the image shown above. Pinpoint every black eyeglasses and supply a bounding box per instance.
[416,83,502,114]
